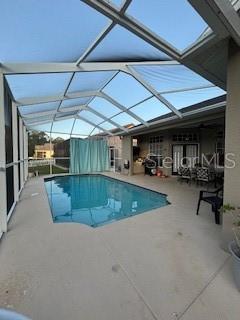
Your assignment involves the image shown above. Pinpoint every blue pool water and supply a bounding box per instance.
[45,175,168,228]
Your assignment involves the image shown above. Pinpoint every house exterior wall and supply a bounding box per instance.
[200,128,216,155]
[107,136,122,150]
[222,42,240,247]
[134,125,224,176]
[34,143,54,159]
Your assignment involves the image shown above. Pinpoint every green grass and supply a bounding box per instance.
[29,165,68,175]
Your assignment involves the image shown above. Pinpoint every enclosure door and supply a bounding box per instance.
[172,145,184,174]
[109,147,122,172]
[109,147,115,171]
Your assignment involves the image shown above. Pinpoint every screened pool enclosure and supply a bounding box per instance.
[2,0,234,139]
[1,0,240,233]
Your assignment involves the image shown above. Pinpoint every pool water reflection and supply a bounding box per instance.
[45,175,168,228]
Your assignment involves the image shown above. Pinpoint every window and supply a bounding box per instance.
[172,133,198,142]
[149,136,163,144]
[133,139,138,147]
[149,136,164,166]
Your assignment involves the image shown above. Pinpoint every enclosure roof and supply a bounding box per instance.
[147,94,226,124]
[96,94,226,137]
[1,0,239,138]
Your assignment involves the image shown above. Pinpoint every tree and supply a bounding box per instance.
[28,131,50,157]
[52,137,64,144]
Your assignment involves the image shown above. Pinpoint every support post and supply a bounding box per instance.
[223,41,240,247]
[0,73,7,233]
[19,117,24,189]
[23,126,28,181]
[121,136,133,176]
[49,135,53,175]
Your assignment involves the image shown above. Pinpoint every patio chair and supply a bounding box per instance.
[196,166,215,188]
[196,186,223,224]
[177,166,183,180]
[178,166,192,184]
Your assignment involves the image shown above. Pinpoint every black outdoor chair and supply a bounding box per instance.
[143,158,156,176]
[196,186,223,224]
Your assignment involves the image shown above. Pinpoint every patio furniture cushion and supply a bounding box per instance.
[181,167,191,178]
[196,167,215,182]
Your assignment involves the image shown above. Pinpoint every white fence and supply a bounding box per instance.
[28,158,56,167]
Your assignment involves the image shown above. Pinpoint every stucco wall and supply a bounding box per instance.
[136,126,224,176]
[222,42,240,248]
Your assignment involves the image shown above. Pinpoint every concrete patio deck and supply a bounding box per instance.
[0,174,239,320]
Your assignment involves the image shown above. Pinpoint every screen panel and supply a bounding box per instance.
[103,72,150,107]
[163,87,226,110]
[132,65,212,92]
[67,71,116,94]
[111,112,140,126]
[6,166,14,214]
[19,102,59,116]
[89,97,121,117]
[130,97,170,121]
[60,97,92,109]
[86,25,171,62]
[99,121,117,131]
[90,128,105,136]
[28,123,52,132]
[0,0,110,62]
[79,110,104,124]
[126,0,209,51]
[56,111,77,119]
[52,118,75,134]
[72,119,96,135]
[4,91,13,164]
[6,73,73,101]
[26,114,55,123]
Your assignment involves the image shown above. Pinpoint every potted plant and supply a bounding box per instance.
[223,204,240,291]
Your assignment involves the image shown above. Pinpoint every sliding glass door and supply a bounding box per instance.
[172,144,198,174]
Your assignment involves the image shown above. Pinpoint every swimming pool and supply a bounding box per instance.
[45,175,169,228]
